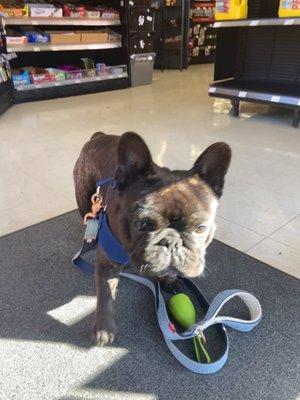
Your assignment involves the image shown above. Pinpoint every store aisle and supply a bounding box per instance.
[0,64,299,277]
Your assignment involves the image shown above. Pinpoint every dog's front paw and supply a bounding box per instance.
[92,317,117,347]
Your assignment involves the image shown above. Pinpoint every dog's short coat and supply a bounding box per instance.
[74,132,231,345]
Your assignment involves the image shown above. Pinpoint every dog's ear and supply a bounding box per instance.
[115,132,153,190]
[192,142,231,198]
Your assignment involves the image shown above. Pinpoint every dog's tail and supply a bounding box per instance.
[90,132,106,140]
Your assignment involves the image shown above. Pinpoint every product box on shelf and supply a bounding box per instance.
[26,3,63,18]
[0,3,29,17]
[99,7,120,20]
[47,31,81,44]
[12,69,31,87]
[279,0,300,17]
[106,29,121,43]
[79,30,108,44]
[6,35,27,44]
[46,68,66,81]
[96,63,108,74]
[23,30,50,43]
[80,58,95,70]
[63,4,85,18]
[25,67,56,84]
[85,10,101,19]
[57,65,84,79]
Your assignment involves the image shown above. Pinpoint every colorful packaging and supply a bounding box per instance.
[57,65,84,79]
[12,69,31,87]
[63,4,85,18]
[6,36,28,44]
[215,0,248,20]
[46,68,66,81]
[279,0,300,17]
[96,63,108,75]
[23,30,50,43]
[0,3,29,17]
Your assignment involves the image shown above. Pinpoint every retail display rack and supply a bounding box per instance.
[209,0,300,128]
[189,0,216,64]
[0,0,131,110]
[122,0,156,86]
[155,0,189,70]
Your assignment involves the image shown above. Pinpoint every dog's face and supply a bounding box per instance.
[114,133,231,279]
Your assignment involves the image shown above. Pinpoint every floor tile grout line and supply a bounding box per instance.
[246,213,299,253]
[267,213,299,237]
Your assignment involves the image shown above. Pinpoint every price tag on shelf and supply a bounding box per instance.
[108,75,114,79]
[75,80,81,84]
[32,20,39,25]
[249,20,259,26]
[214,22,221,28]
[284,19,294,25]
[33,47,40,52]
[54,83,61,86]
[36,85,42,88]
[96,77,101,81]
[238,91,247,98]
[271,95,281,103]
[208,87,216,93]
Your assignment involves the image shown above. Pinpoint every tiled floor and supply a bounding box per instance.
[0,65,299,278]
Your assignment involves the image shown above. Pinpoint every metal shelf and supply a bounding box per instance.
[7,42,122,53]
[14,72,128,91]
[214,17,300,28]
[1,16,121,27]
[209,80,300,107]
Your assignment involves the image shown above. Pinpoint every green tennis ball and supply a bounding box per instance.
[168,293,196,329]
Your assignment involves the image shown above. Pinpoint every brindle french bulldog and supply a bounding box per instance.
[73,132,231,346]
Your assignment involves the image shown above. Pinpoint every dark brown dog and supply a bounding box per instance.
[73,132,231,346]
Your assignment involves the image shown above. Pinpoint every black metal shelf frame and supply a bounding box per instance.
[157,0,189,71]
[209,20,300,128]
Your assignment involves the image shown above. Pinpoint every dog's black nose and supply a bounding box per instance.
[158,239,170,248]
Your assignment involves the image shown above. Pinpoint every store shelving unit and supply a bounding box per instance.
[189,0,216,64]
[0,0,130,106]
[156,1,189,70]
[0,27,13,114]
[209,2,300,128]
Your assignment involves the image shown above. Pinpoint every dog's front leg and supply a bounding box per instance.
[93,260,122,346]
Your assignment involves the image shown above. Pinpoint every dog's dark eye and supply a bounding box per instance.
[134,218,156,232]
[195,224,207,233]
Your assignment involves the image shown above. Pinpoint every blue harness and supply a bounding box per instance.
[72,178,262,374]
